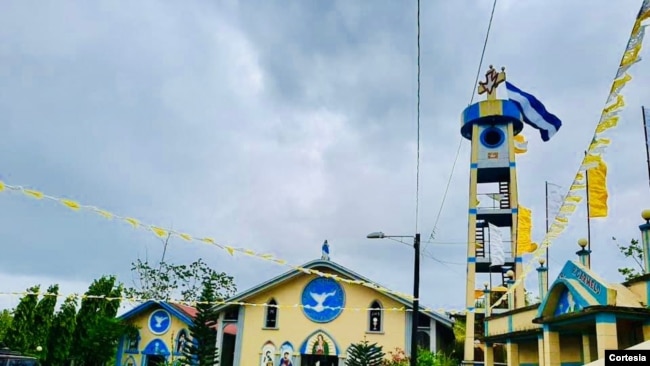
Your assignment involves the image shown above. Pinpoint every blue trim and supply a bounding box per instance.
[299,329,341,355]
[116,335,125,366]
[213,259,453,328]
[560,363,583,366]
[469,208,477,214]
[467,307,475,311]
[460,100,524,139]
[515,257,523,263]
[233,306,245,364]
[512,208,518,214]
[596,313,616,324]
[470,163,478,169]
[508,316,513,333]
[119,301,194,327]
[509,162,516,167]
[468,257,476,263]
[520,363,538,366]
[647,281,650,307]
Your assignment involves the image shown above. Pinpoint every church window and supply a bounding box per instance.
[265,299,278,328]
[368,301,382,332]
[125,331,140,353]
[417,330,430,350]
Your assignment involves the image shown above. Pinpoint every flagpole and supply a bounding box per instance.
[544,181,550,287]
[642,106,650,190]
[585,151,592,257]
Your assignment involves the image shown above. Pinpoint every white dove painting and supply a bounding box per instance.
[301,278,345,323]
[149,309,171,334]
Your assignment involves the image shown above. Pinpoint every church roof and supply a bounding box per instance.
[118,300,195,326]
[213,259,453,328]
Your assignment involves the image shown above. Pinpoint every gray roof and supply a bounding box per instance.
[214,259,453,328]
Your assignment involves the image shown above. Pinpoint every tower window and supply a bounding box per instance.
[265,299,278,329]
[480,127,505,148]
[368,301,382,332]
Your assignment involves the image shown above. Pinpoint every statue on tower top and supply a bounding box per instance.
[477,65,506,100]
[321,240,330,261]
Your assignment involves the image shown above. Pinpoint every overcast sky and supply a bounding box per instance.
[1,0,649,315]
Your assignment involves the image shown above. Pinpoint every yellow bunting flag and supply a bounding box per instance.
[516,205,536,254]
[587,155,609,218]
[514,134,528,154]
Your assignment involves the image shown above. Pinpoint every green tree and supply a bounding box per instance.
[72,276,132,366]
[183,279,219,365]
[125,257,237,302]
[46,295,77,366]
[345,338,384,366]
[4,285,40,353]
[0,309,12,343]
[32,285,59,360]
[614,237,644,281]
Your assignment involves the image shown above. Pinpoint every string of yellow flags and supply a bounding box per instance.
[0,181,414,301]
[491,0,648,309]
[0,290,468,314]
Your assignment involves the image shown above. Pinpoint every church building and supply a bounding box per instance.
[212,242,455,366]
[475,210,650,366]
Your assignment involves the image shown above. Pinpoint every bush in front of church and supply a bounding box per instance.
[345,339,385,366]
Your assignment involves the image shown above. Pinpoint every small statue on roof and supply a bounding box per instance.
[321,240,330,261]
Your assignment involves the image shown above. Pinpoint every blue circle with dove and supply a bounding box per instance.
[148,309,172,335]
[301,277,345,323]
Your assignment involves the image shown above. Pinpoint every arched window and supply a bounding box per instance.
[175,329,189,354]
[265,299,278,329]
[368,301,382,332]
[417,330,430,350]
[124,331,140,353]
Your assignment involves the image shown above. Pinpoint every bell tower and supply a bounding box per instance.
[461,66,526,363]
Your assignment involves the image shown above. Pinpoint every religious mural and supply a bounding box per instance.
[261,341,276,366]
[279,342,294,366]
[175,329,189,354]
[554,289,583,316]
[302,332,336,356]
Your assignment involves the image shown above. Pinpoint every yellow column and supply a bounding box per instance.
[484,342,494,366]
[643,321,650,341]
[506,341,519,366]
[582,334,592,364]
[543,325,561,366]
[596,313,618,359]
[537,334,545,366]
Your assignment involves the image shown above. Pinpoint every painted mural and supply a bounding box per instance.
[302,331,337,356]
[261,341,276,366]
[554,289,583,316]
[148,309,172,335]
[279,342,294,366]
[301,277,346,323]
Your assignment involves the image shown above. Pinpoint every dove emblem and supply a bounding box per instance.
[149,309,172,334]
[301,277,345,323]
[309,291,336,312]
[154,315,168,327]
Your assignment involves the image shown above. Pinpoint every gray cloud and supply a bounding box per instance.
[0,0,648,312]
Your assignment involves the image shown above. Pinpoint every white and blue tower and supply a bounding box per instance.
[460,66,526,363]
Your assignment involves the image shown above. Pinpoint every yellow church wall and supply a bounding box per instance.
[626,281,647,304]
[238,269,408,365]
[559,334,582,364]
[517,340,538,365]
[118,306,191,366]
[510,308,542,333]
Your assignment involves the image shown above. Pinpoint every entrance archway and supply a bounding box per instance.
[299,330,340,366]
[141,339,170,366]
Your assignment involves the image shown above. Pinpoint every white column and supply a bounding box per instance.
[430,319,438,353]
[215,312,225,350]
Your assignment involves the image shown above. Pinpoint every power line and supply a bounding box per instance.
[415,0,421,234]
[425,0,498,247]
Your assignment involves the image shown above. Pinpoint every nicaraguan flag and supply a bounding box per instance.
[505,81,562,142]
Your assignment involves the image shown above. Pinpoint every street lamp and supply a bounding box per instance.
[367,231,420,366]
